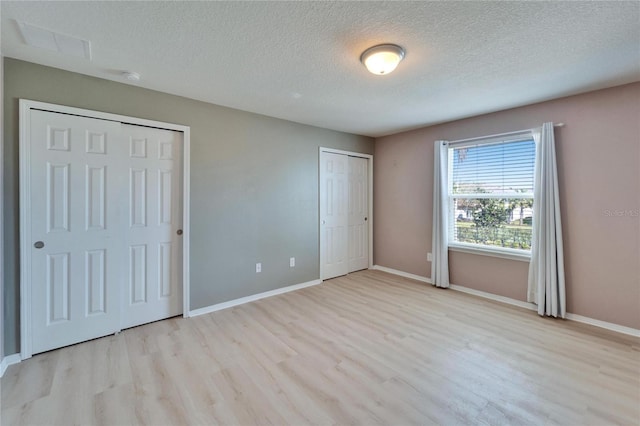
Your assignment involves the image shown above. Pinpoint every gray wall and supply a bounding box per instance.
[3,58,374,355]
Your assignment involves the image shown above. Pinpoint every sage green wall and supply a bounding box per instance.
[2,58,373,355]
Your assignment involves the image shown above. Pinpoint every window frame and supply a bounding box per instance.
[446,133,535,261]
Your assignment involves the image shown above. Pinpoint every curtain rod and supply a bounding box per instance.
[448,122,565,146]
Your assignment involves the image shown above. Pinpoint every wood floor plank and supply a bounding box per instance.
[0,349,59,410]
[2,270,639,425]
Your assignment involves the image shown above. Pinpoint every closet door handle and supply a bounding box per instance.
[34,241,45,249]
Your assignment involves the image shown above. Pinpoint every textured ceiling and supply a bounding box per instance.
[1,1,639,137]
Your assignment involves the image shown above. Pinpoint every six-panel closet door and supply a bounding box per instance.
[121,124,183,329]
[28,110,183,355]
[347,156,368,273]
[320,151,369,280]
[29,111,125,354]
[320,152,349,279]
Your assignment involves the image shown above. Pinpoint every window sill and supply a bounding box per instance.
[448,243,531,262]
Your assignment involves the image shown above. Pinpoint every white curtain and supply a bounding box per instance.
[432,140,450,288]
[528,122,566,317]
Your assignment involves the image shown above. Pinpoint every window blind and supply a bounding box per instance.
[448,136,536,251]
[451,138,535,197]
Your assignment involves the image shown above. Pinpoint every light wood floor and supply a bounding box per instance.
[2,270,639,425]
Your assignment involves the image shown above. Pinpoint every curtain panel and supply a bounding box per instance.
[527,122,566,317]
[431,140,450,288]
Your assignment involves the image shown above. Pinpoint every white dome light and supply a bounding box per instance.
[360,44,405,75]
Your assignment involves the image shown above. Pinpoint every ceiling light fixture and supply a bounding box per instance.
[360,44,405,75]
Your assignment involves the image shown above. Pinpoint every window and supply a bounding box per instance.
[448,134,535,255]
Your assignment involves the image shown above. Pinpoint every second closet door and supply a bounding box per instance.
[320,152,369,280]
[320,152,349,280]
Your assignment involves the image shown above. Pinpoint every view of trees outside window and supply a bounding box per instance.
[453,196,533,250]
[450,139,535,251]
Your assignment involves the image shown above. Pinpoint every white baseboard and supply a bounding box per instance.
[371,265,432,283]
[188,279,322,318]
[372,265,640,338]
[565,313,640,338]
[0,353,21,377]
[449,284,537,311]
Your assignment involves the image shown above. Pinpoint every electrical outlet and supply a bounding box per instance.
[427,253,433,262]
[256,262,262,273]
[290,257,295,268]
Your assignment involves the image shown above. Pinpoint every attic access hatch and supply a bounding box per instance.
[17,20,91,60]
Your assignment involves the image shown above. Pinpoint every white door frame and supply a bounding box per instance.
[0,56,4,366]
[19,99,191,359]
[319,147,373,280]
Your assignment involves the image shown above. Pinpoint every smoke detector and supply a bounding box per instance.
[122,71,141,82]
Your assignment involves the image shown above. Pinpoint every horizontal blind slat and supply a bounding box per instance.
[451,139,535,195]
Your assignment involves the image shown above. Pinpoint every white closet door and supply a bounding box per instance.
[121,124,183,329]
[29,110,124,354]
[320,152,349,279]
[348,156,368,272]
